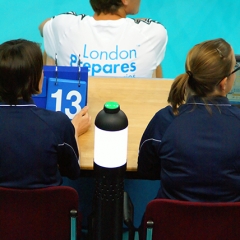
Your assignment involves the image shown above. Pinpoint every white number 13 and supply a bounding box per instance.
[51,89,82,119]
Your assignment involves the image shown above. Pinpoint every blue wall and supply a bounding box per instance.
[1,0,239,78]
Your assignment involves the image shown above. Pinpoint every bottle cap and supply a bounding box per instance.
[104,101,120,113]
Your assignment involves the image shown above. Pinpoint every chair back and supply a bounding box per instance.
[144,199,240,240]
[0,186,80,240]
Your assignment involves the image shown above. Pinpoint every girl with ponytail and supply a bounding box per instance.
[138,38,240,202]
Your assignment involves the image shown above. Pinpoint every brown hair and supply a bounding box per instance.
[168,38,233,115]
[0,39,43,105]
[90,0,123,15]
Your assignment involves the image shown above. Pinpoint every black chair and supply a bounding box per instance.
[123,191,137,240]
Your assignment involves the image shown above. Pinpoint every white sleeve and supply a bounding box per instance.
[42,12,78,60]
[135,19,168,67]
[43,18,57,59]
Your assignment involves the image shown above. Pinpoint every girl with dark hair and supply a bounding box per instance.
[0,39,90,188]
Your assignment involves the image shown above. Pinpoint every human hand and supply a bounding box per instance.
[72,106,91,137]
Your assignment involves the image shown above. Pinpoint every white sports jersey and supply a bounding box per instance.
[43,12,168,78]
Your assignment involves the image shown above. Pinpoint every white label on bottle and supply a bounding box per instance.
[94,126,128,168]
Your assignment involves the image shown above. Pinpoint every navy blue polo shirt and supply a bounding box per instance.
[138,96,240,202]
[0,99,80,188]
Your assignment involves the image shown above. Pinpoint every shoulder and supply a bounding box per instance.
[153,105,175,123]
[43,12,90,37]
[126,17,167,42]
[133,18,165,26]
[32,108,72,128]
[139,106,174,152]
[128,18,166,31]
[53,11,86,19]
[145,106,175,135]
[49,12,89,26]
[227,105,240,120]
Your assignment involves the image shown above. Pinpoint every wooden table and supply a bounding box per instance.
[78,77,173,172]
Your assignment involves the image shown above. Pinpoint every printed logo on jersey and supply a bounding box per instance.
[134,18,160,25]
[133,18,165,29]
[70,44,137,77]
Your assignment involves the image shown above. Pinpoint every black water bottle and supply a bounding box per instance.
[92,101,128,240]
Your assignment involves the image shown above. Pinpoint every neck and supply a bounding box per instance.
[210,87,227,97]
[93,9,127,20]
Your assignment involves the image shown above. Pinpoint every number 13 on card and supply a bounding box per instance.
[46,78,87,119]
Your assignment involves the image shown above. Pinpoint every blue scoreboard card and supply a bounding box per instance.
[32,66,88,119]
[46,78,87,119]
[32,76,47,109]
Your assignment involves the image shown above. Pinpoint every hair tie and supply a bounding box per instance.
[186,70,193,78]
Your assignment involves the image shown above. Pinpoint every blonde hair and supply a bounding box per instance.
[168,38,233,115]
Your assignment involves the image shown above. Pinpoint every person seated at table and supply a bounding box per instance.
[138,38,240,202]
[38,0,168,78]
[0,39,91,188]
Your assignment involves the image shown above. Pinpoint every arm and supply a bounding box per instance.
[71,106,91,138]
[152,65,163,78]
[135,18,168,78]
[43,50,55,65]
[57,113,82,179]
[138,107,174,179]
[39,18,56,62]
[57,106,91,178]
[71,106,91,161]
[39,18,51,37]
[137,117,162,179]
[138,138,161,180]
